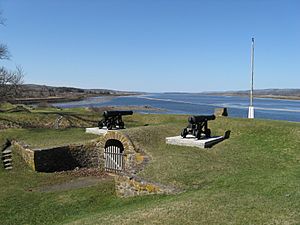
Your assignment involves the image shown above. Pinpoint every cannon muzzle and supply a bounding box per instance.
[103,110,133,118]
[188,115,216,124]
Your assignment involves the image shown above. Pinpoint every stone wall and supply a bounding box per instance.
[13,142,35,170]
[69,142,102,169]
[13,131,138,173]
[12,130,179,197]
[13,141,102,172]
[97,131,139,174]
[34,146,78,172]
[115,174,177,197]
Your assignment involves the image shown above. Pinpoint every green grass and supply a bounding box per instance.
[0,152,116,225]
[0,102,16,111]
[0,104,186,129]
[0,105,100,129]
[0,115,300,224]
[0,128,98,148]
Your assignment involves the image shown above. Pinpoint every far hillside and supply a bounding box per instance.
[206,89,300,100]
[11,84,139,104]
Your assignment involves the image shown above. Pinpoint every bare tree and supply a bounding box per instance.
[0,11,24,103]
[0,43,10,60]
[0,66,24,102]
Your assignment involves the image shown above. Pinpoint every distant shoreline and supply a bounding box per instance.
[11,84,300,103]
[9,84,142,105]
[10,93,135,105]
[206,93,300,101]
[10,91,300,105]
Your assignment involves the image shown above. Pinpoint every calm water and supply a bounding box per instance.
[54,93,300,122]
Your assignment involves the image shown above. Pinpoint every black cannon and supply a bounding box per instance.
[98,110,133,130]
[181,115,216,139]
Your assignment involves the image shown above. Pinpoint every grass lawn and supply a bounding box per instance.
[0,114,299,224]
[0,128,98,148]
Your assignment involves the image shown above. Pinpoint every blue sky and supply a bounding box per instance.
[1,0,299,92]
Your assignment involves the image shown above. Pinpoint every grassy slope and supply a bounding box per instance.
[70,117,300,225]
[0,115,300,225]
[0,128,98,148]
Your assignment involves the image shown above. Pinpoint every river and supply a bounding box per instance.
[53,93,300,122]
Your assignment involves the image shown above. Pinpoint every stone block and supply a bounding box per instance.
[166,135,225,148]
[85,127,108,135]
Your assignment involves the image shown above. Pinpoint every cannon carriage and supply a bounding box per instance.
[181,115,215,139]
[98,110,133,130]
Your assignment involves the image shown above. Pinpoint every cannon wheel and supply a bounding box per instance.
[181,128,188,138]
[118,121,125,129]
[205,129,211,138]
[106,123,113,130]
[195,130,201,139]
[192,129,198,137]
[98,121,103,129]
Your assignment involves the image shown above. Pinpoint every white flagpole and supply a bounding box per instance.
[248,37,255,119]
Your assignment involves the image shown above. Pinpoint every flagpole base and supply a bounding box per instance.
[248,106,255,119]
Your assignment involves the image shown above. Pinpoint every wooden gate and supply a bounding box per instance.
[104,139,124,173]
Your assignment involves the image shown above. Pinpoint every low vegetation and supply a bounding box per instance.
[0,104,99,129]
[0,110,299,224]
[0,103,173,130]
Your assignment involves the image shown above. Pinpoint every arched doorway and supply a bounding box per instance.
[104,139,124,173]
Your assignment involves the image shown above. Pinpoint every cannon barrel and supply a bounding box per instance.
[188,115,216,124]
[103,110,133,117]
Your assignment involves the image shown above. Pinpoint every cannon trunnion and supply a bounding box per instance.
[181,114,215,140]
[98,110,133,130]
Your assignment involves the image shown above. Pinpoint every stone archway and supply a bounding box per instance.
[96,131,136,173]
[104,139,124,172]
